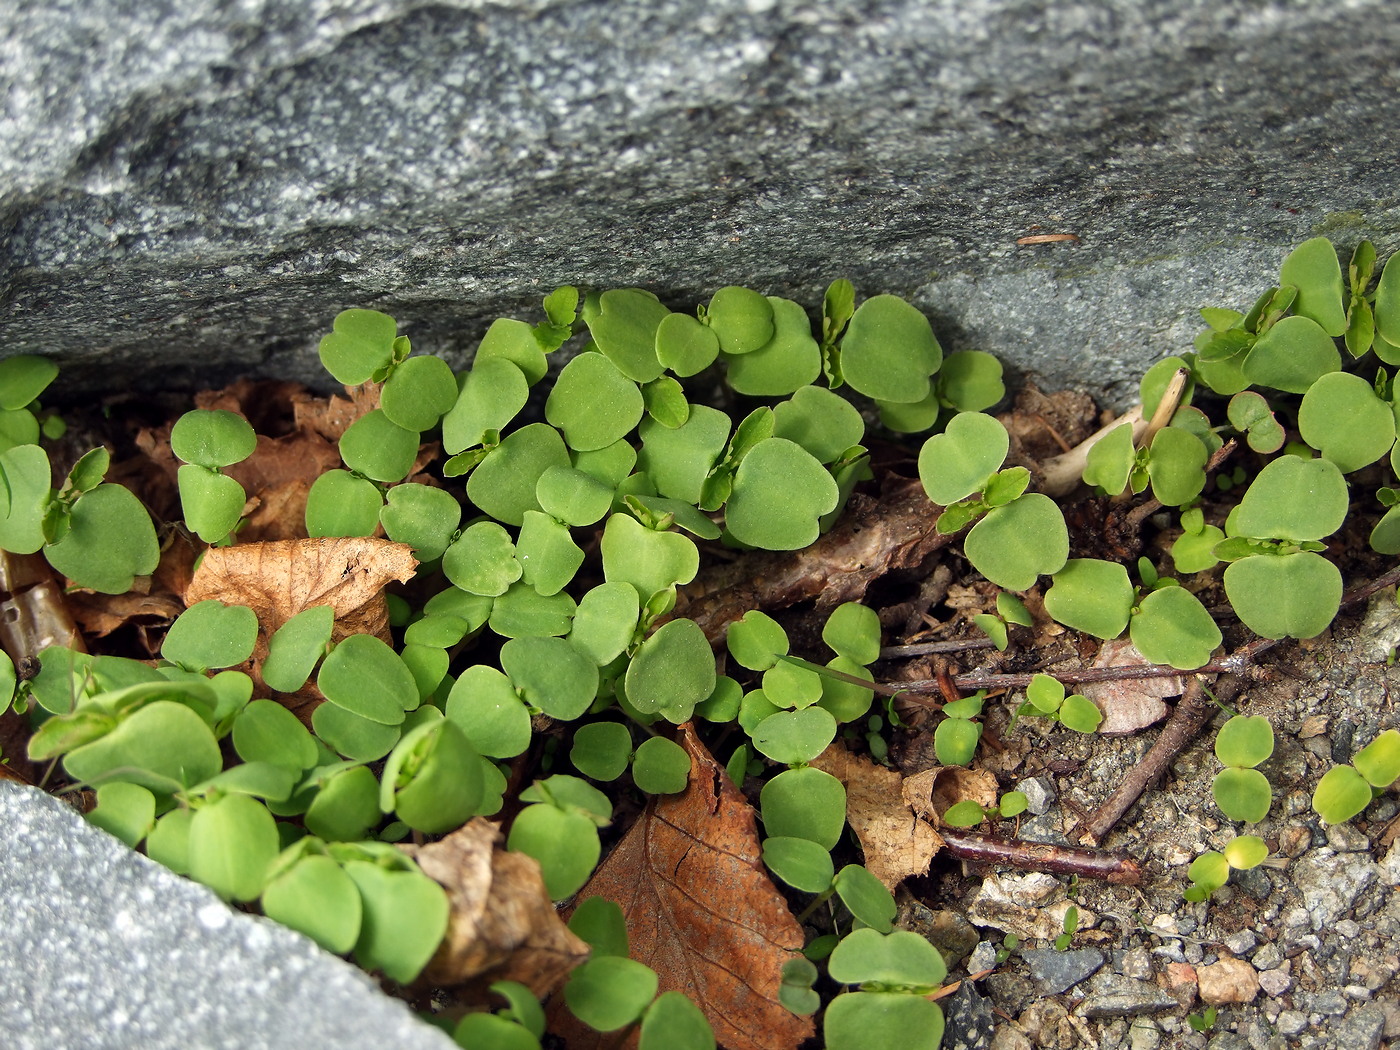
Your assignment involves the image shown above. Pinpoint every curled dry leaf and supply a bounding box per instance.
[400,818,589,1001]
[1077,636,1181,735]
[553,724,812,1050]
[811,743,943,891]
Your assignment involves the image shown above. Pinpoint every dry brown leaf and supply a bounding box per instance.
[185,537,416,639]
[400,819,589,1001]
[552,724,812,1050]
[1077,637,1181,735]
[810,743,943,891]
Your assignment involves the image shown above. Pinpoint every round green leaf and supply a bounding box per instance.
[443,520,521,596]
[725,438,838,550]
[453,1014,540,1050]
[824,993,943,1050]
[638,991,715,1050]
[261,853,363,955]
[342,859,449,984]
[1227,391,1285,454]
[338,409,419,483]
[750,707,837,765]
[546,352,645,452]
[828,927,944,986]
[571,722,634,782]
[1187,851,1229,892]
[587,289,671,383]
[1353,729,1400,787]
[517,511,585,596]
[305,469,384,538]
[500,636,598,720]
[1129,586,1222,671]
[840,295,942,403]
[569,582,641,667]
[1081,422,1135,495]
[1312,764,1373,824]
[772,386,865,465]
[706,286,775,355]
[188,794,280,902]
[1215,715,1275,769]
[624,618,715,723]
[1232,459,1349,546]
[727,610,789,671]
[304,765,382,841]
[631,736,690,794]
[1243,315,1341,394]
[642,375,690,430]
[507,804,601,900]
[0,443,53,554]
[564,956,659,1033]
[0,354,59,410]
[145,809,194,874]
[600,512,699,602]
[65,700,222,794]
[1058,694,1103,733]
[87,782,157,848]
[940,799,987,827]
[233,699,319,770]
[1377,251,1400,348]
[1044,559,1133,640]
[1223,834,1269,871]
[488,582,576,639]
[918,412,1008,506]
[176,464,246,543]
[723,296,820,396]
[381,719,485,833]
[0,408,39,453]
[1298,371,1396,473]
[467,423,571,527]
[1279,236,1347,336]
[319,309,397,385]
[937,350,1005,412]
[934,717,981,766]
[815,657,874,724]
[261,605,334,693]
[760,766,846,849]
[1146,426,1207,507]
[1370,505,1400,555]
[44,483,160,594]
[569,895,630,957]
[1223,551,1341,640]
[442,357,530,453]
[475,317,548,384]
[380,484,461,561]
[964,493,1068,591]
[637,406,731,504]
[163,599,258,671]
[1212,767,1272,823]
[761,836,835,893]
[537,466,614,527]
[317,634,415,725]
[878,392,942,434]
[655,311,720,377]
[821,602,881,666]
[445,664,532,758]
[380,354,458,431]
[828,868,896,935]
[171,409,257,469]
[311,703,401,762]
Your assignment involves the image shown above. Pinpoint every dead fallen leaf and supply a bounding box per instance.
[906,766,999,827]
[811,743,943,891]
[553,724,812,1050]
[400,818,589,1001]
[185,537,416,640]
[1077,637,1181,735]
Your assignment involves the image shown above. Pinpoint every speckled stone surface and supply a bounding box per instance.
[2,0,1398,404]
[0,783,455,1050]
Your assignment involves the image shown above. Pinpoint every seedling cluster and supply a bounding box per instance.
[4,237,1400,1048]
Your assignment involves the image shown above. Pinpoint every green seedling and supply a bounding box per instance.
[974,592,1033,651]
[171,409,258,543]
[1183,834,1270,902]
[1009,674,1102,735]
[934,692,986,765]
[1212,715,1275,823]
[1053,905,1079,951]
[1312,729,1400,823]
[941,790,1029,828]
[824,928,947,1050]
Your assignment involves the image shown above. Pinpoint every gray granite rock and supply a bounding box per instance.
[3,0,1399,403]
[1020,946,1105,995]
[0,783,455,1050]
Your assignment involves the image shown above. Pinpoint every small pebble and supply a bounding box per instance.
[1223,930,1258,956]
[1277,1010,1309,1036]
